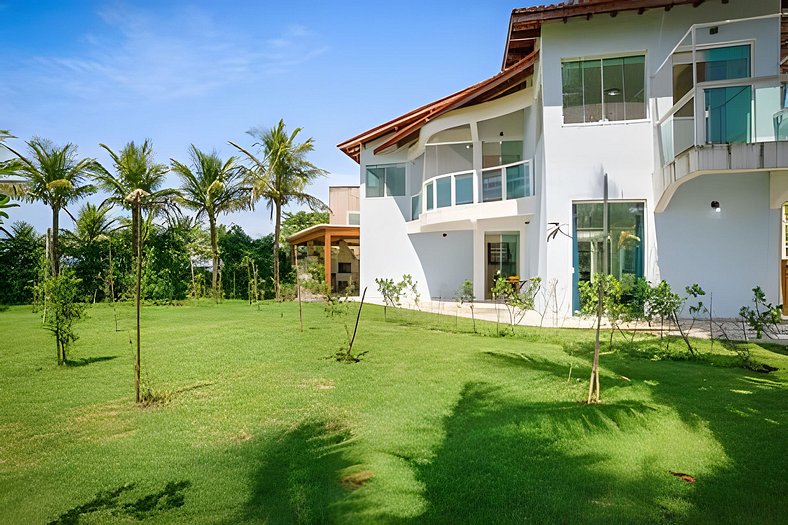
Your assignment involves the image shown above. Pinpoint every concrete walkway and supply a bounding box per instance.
[363,297,788,345]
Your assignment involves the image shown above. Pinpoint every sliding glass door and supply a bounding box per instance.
[485,233,519,299]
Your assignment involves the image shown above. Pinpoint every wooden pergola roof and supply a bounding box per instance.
[503,0,708,68]
[337,51,538,164]
[286,224,360,246]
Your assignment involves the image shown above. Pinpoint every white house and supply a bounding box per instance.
[337,0,788,318]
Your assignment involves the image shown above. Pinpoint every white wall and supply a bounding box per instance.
[538,0,779,313]
[656,172,778,317]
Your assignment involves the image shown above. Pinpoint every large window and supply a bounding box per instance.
[562,55,645,124]
[573,201,645,309]
[365,163,406,198]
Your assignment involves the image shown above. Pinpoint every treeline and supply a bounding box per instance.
[0,220,295,304]
[0,215,331,305]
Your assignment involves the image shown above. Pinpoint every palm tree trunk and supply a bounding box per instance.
[51,205,60,276]
[132,203,142,404]
[273,200,282,301]
[209,213,219,304]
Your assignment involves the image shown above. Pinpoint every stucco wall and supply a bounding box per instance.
[656,172,779,317]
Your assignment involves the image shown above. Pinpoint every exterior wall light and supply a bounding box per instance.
[711,200,721,212]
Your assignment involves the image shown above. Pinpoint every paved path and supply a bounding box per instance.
[363,297,788,345]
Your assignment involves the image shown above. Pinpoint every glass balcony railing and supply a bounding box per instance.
[410,160,533,220]
[657,77,784,166]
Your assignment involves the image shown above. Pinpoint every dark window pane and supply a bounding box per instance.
[603,57,625,121]
[583,60,602,122]
[562,61,584,123]
[426,182,434,210]
[623,56,645,119]
[386,166,406,196]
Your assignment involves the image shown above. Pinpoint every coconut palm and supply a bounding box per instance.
[62,202,119,301]
[95,139,174,403]
[0,137,99,276]
[171,146,246,303]
[229,119,327,300]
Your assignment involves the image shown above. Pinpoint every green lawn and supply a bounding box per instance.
[0,301,786,524]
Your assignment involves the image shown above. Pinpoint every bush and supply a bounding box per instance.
[40,269,88,365]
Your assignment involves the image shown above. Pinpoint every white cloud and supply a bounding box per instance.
[19,3,328,102]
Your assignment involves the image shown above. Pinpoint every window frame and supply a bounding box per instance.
[364,163,407,198]
[561,52,649,127]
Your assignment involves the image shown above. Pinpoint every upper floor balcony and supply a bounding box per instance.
[409,159,536,231]
[651,14,788,211]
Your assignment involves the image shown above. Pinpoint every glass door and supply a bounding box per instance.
[485,232,519,299]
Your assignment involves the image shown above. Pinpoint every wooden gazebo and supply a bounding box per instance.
[287,224,360,291]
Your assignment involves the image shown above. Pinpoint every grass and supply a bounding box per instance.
[0,300,786,524]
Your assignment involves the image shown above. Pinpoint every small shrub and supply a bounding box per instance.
[40,269,88,365]
[739,286,782,339]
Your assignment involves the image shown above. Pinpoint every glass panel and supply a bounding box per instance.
[427,143,473,178]
[436,176,452,208]
[501,141,523,165]
[482,141,522,168]
[455,174,473,205]
[485,232,520,299]
[385,165,406,196]
[603,57,625,122]
[411,193,421,220]
[699,45,750,82]
[426,182,434,211]
[583,59,603,122]
[562,61,584,124]
[365,167,384,198]
[506,164,526,199]
[348,212,360,226]
[705,85,752,144]
[623,55,645,120]
[573,202,644,308]
[609,202,644,284]
[500,234,519,279]
[482,169,502,202]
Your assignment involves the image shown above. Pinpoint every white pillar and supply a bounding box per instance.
[472,221,486,300]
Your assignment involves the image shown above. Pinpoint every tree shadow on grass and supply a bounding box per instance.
[48,480,190,524]
[241,420,362,524]
[603,355,788,524]
[398,382,679,524]
[64,356,119,367]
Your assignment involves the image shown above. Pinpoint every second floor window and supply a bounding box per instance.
[365,163,406,198]
[562,55,646,124]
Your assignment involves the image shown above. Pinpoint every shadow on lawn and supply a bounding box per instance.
[242,420,362,524]
[604,354,788,523]
[395,381,677,524]
[49,480,190,524]
[64,356,119,367]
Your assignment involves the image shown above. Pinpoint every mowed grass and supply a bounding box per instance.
[0,301,786,524]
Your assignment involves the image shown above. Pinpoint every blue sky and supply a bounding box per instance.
[2,0,536,236]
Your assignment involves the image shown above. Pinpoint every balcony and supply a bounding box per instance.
[651,14,788,211]
[407,160,536,231]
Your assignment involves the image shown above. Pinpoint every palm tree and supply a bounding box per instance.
[171,146,246,303]
[95,139,174,403]
[62,202,118,301]
[229,119,327,300]
[0,137,98,276]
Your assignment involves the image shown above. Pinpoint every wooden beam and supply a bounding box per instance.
[324,231,332,290]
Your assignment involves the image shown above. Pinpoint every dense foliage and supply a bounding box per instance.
[0,220,293,304]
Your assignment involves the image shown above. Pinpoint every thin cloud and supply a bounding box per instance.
[17,4,328,102]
